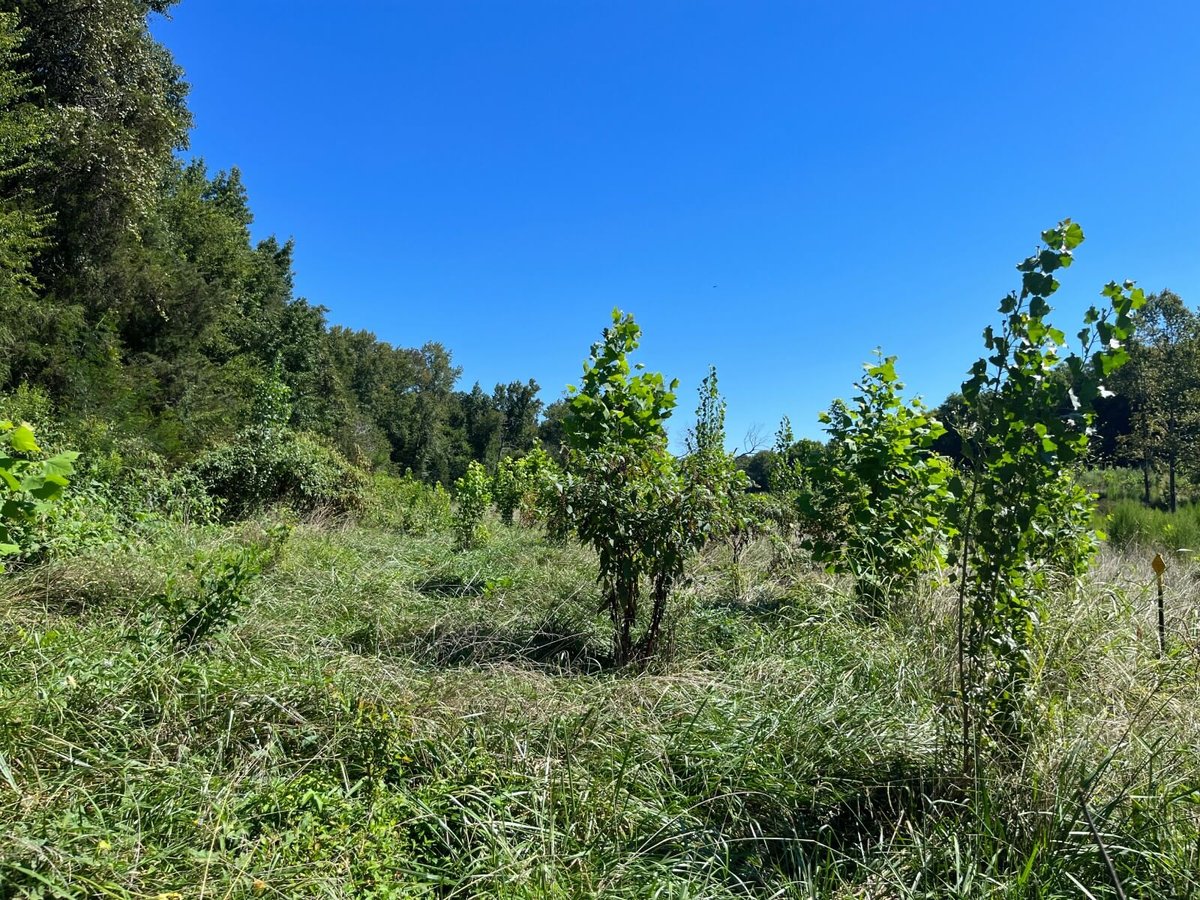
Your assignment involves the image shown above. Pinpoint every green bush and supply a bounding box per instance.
[491,455,522,525]
[365,472,451,535]
[490,448,559,526]
[452,460,491,549]
[190,427,368,521]
[155,523,290,649]
[1105,498,1200,553]
[134,466,225,526]
[0,419,79,572]
[799,353,952,615]
[554,314,744,664]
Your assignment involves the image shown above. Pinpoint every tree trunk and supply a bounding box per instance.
[639,575,670,659]
[1143,459,1152,506]
[616,577,637,666]
[1169,452,1178,513]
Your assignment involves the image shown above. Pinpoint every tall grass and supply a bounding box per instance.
[1,514,1197,897]
[1104,498,1200,556]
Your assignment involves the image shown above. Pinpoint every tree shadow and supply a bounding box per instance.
[641,754,949,889]
[345,617,612,674]
[413,572,492,598]
[704,594,794,621]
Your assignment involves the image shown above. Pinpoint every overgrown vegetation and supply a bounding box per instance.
[3,504,1197,897]
[2,2,1199,896]
[452,460,492,550]
[799,353,952,616]
[551,314,744,665]
[948,221,1143,758]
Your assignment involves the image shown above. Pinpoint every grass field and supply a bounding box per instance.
[2,515,1198,898]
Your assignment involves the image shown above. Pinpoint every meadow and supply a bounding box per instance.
[2,506,1197,898]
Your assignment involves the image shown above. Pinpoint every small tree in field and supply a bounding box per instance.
[683,367,752,594]
[491,455,522,525]
[453,460,491,550]
[799,353,952,616]
[950,220,1144,761]
[553,312,740,664]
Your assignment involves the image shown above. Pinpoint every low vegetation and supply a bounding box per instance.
[2,507,1198,897]
[2,3,1200,896]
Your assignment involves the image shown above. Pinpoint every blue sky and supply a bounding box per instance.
[153,2,1200,448]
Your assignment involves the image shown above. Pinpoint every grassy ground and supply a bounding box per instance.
[1,516,1198,898]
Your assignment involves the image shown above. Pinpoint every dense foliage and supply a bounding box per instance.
[0,419,76,570]
[799,353,952,615]
[949,221,1144,756]
[0,3,547,493]
[554,313,744,664]
[452,460,492,550]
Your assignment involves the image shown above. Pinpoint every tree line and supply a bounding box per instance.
[2,2,1194,511]
[739,290,1200,512]
[0,1,553,485]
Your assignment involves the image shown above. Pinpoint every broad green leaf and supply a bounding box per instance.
[43,452,79,477]
[0,466,20,492]
[9,424,38,453]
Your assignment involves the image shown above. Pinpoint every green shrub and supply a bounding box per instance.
[365,472,451,535]
[516,447,560,526]
[155,523,290,649]
[135,466,225,526]
[491,455,522,525]
[554,313,744,664]
[490,449,559,526]
[799,353,952,615]
[1105,498,1200,553]
[452,460,491,549]
[190,427,368,521]
[725,490,772,597]
[0,419,78,572]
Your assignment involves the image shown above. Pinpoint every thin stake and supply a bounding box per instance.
[1151,553,1166,658]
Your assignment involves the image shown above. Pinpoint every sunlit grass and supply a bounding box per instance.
[1,516,1197,897]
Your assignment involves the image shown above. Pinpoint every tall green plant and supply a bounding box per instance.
[950,220,1144,758]
[492,448,558,526]
[555,312,740,664]
[491,455,523,525]
[452,460,491,549]
[800,353,952,615]
[682,366,751,590]
[0,419,77,571]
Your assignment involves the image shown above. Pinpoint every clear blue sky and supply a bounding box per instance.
[153,1,1200,448]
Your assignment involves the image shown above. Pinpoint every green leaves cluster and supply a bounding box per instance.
[799,354,952,614]
[555,313,744,664]
[950,220,1145,751]
[491,448,557,526]
[0,419,77,570]
[157,523,290,649]
[452,460,491,549]
[366,472,451,536]
[190,427,368,522]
